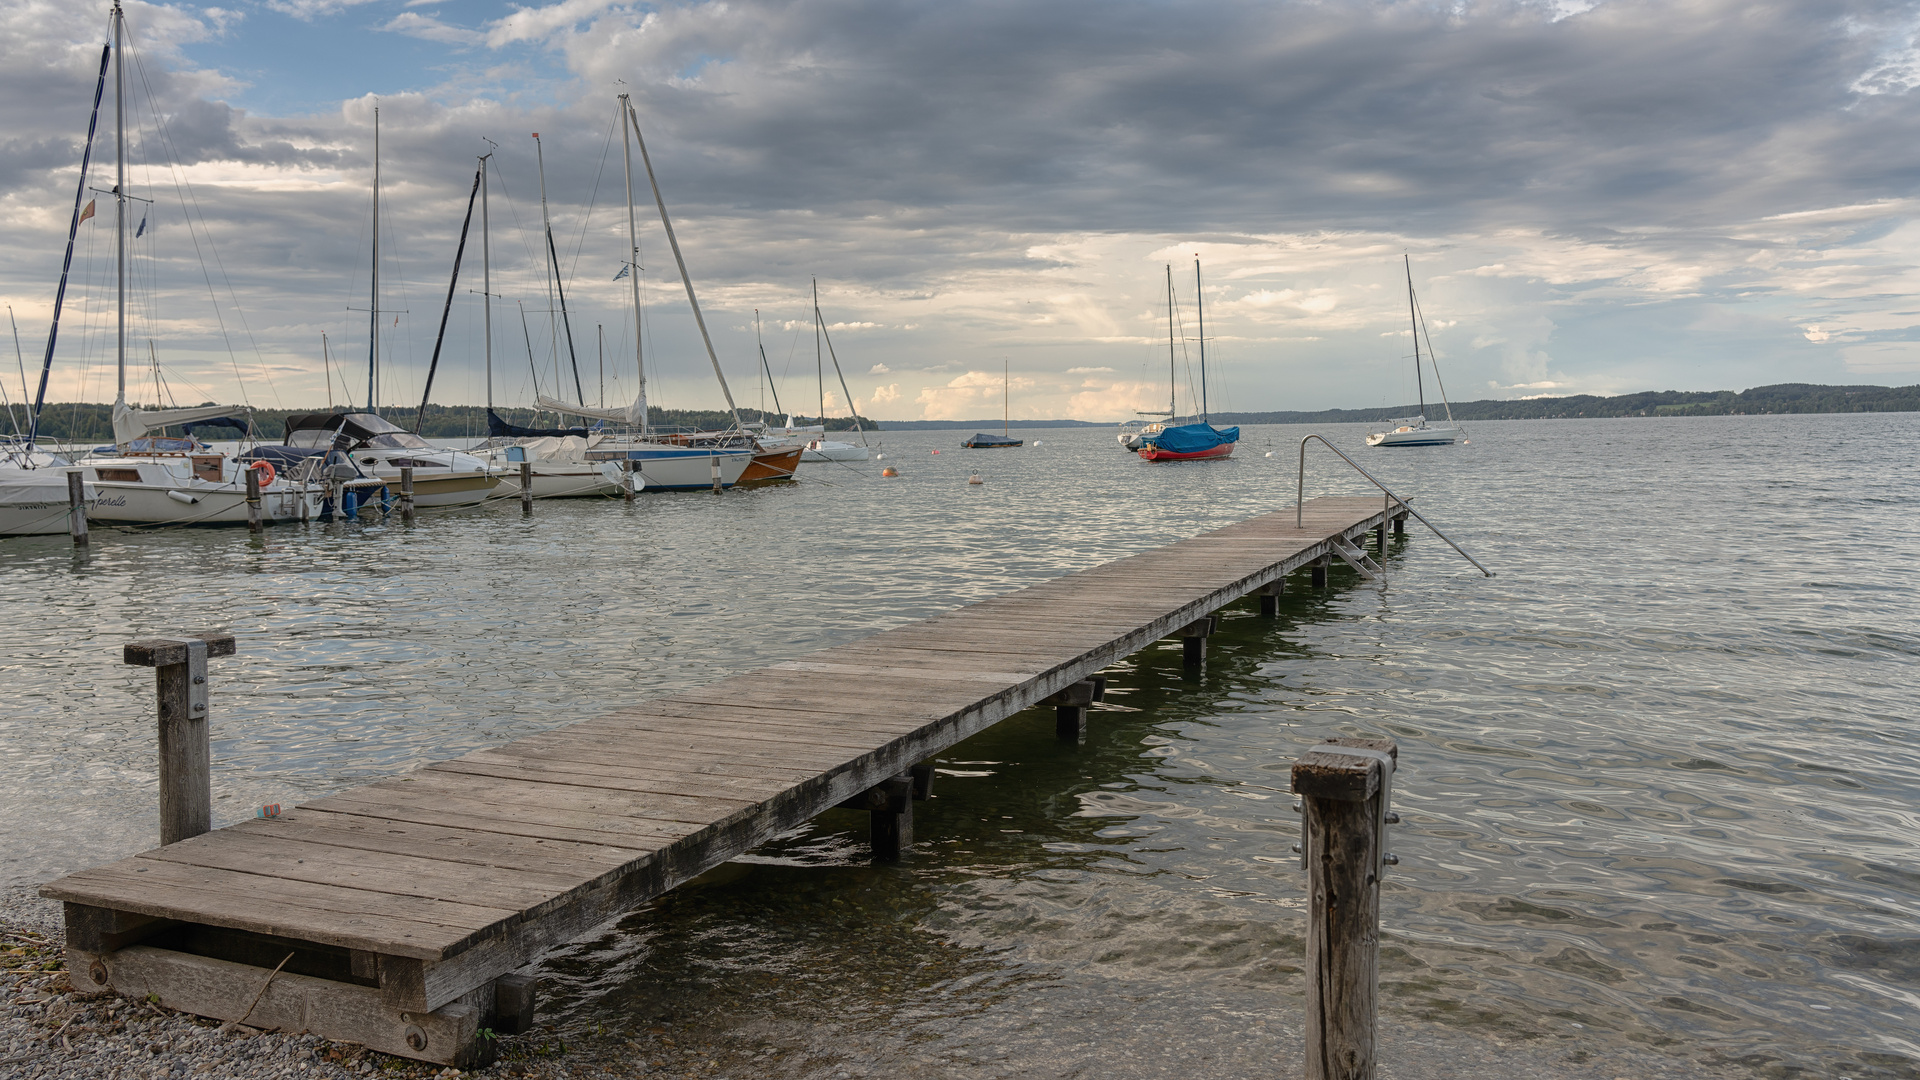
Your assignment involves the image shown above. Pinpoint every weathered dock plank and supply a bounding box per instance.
[43,496,1408,1065]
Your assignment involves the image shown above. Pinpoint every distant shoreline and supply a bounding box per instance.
[20,382,1916,439]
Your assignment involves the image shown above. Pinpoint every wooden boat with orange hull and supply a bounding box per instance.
[737,444,803,486]
[1138,438,1236,462]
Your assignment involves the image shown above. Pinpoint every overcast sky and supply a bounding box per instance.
[2,0,1917,421]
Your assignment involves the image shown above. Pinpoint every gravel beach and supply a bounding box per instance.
[3,886,1751,1080]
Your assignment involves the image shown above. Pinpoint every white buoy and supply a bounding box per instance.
[1032,440,1042,446]
[875,453,885,460]
[1265,451,1274,458]
[968,474,983,485]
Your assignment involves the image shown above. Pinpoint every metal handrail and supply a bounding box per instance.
[1296,434,1492,577]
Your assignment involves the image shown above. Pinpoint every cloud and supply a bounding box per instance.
[868,363,890,374]
[869,382,899,404]
[383,12,485,47]
[3,0,1919,413]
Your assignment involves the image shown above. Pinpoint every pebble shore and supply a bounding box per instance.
[3,886,1746,1080]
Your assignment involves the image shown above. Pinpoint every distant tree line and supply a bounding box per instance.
[1210,383,1920,425]
[11,403,878,442]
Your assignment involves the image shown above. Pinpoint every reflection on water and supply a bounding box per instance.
[3,414,1917,1077]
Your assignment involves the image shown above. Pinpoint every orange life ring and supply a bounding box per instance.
[246,459,276,487]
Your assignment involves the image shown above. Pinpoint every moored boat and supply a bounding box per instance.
[1367,256,1464,448]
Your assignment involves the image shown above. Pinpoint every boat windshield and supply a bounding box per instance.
[367,432,434,450]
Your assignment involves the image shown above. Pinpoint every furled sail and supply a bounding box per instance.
[111,401,247,446]
[535,394,647,427]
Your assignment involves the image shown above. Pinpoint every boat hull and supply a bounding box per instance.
[0,471,91,536]
[1138,442,1235,462]
[1365,427,1461,447]
[89,483,325,525]
[799,441,868,462]
[492,467,618,499]
[737,446,804,486]
[584,446,756,490]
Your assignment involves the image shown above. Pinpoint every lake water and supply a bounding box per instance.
[2,414,1916,1078]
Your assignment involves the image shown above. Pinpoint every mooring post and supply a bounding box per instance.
[1293,736,1399,1080]
[244,465,263,534]
[519,461,533,512]
[622,460,637,502]
[66,470,89,547]
[124,634,237,845]
[1376,496,1389,556]
[710,454,722,494]
[1180,616,1217,669]
[838,775,915,860]
[1311,556,1330,589]
[1393,512,1405,536]
[399,466,415,523]
[1045,678,1104,741]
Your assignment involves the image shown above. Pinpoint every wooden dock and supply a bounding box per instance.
[43,496,1411,1066]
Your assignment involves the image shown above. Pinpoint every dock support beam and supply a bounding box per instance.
[123,635,236,845]
[1181,616,1218,669]
[839,775,916,860]
[1393,513,1405,536]
[1311,556,1330,589]
[519,461,533,512]
[1258,580,1285,617]
[623,461,637,502]
[1044,677,1105,741]
[1293,737,1398,1080]
[67,471,89,547]
[710,454,723,494]
[399,467,415,523]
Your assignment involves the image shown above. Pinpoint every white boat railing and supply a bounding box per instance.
[1296,434,1492,577]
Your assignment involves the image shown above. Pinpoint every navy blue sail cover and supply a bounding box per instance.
[1143,423,1239,454]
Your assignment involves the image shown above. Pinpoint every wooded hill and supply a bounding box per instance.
[11,404,877,442]
[1207,383,1920,425]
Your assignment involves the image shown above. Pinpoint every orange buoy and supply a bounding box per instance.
[881,466,899,477]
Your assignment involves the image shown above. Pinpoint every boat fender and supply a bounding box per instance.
[246,459,276,487]
[968,474,983,485]
[881,466,899,477]
[931,449,940,454]
[342,490,359,519]
[166,490,199,505]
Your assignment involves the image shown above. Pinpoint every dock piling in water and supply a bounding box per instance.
[66,470,88,547]
[399,467,415,523]
[519,462,533,511]
[1293,737,1398,1080]
[244,466,262,533]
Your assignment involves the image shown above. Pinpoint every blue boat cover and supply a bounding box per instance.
[1143,423,1239,454]
[486,408,588,439]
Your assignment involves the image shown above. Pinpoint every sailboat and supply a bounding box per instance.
[294,110,498,507]
[76,3,328,526]
[1137,260,1236,461]
[963,359,1022,448]
[538,94,756,490]
[796,281,872,462]
[1366,256,1464,448]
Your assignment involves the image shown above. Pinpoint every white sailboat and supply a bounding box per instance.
[81,3,326,526]
[1367,256,1464,448]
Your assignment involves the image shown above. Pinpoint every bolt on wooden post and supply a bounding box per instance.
[123,635,237,845]
[1292,736,1399,1080]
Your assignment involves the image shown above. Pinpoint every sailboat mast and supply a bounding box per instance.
[1003,357,1009,438]
[624,99,742,430]
[1195,257,1206,424]
[113,1,126,409]
[1165,265,1175,421]
[756,309,783,418]
[481,151,492,411]
[1405,254,1424,416]
[368,107,380,416]
[814,278,823,426]
[533,132,585,404]
[616,94,648,435]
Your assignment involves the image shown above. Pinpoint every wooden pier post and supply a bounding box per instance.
[245,466,263,533]
[66,470,89,547]
[839,775,915,860]
[1181,616,1217,669]
[623,461,637,502]
[1293,737,1398,1080]
[1044,678,1104,741]
[710,454,722,494]
[519,461,533,512]
[398,467,415,523]
[124,635,237,845]
[1311,556,1330,589]
[1258,580,1285,617]
[1393,513,1405,537]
